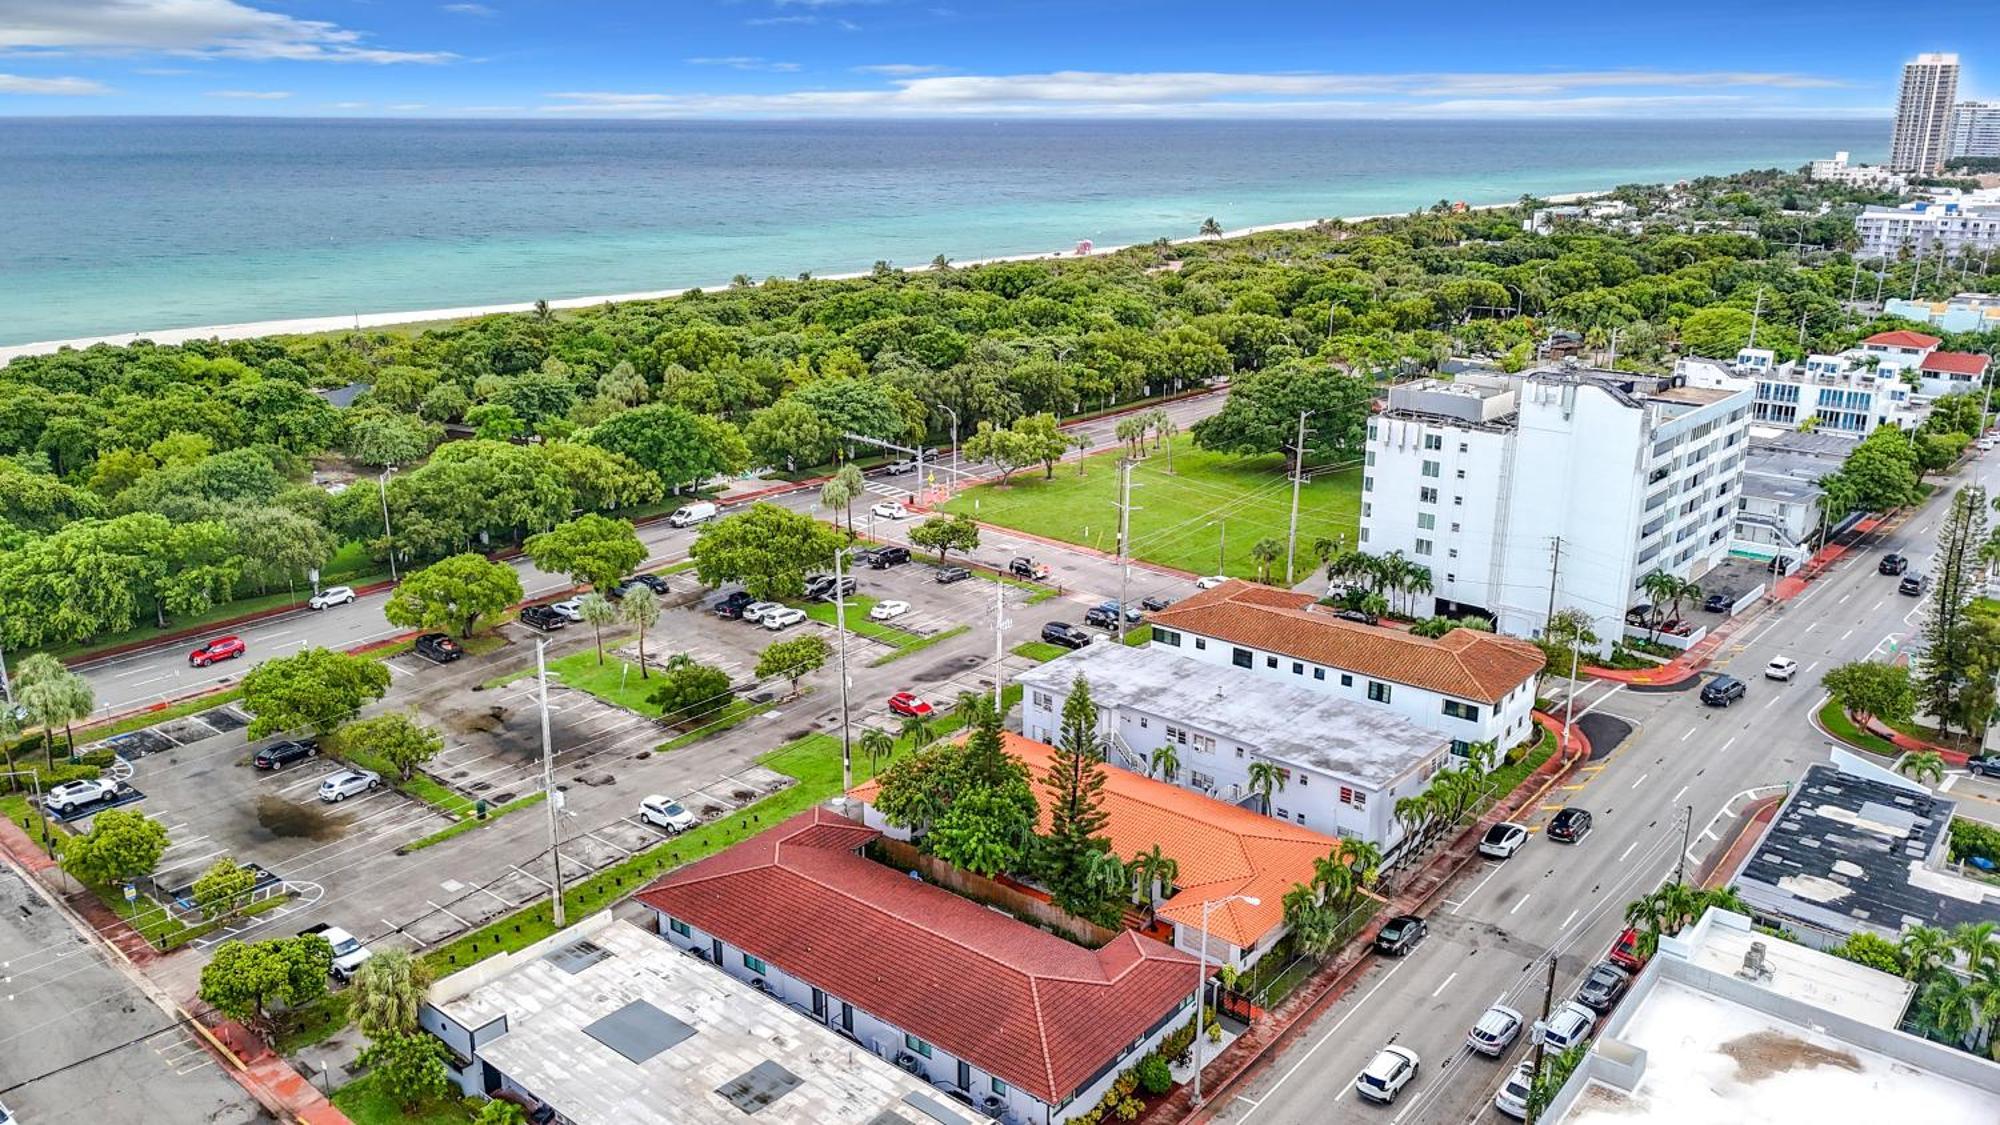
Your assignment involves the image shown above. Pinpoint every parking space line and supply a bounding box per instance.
[426,898,470,927]
[510,864,552,889]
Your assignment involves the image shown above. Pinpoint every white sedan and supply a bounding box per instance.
[869,599,911,621]
[1479,821,1529,859]
[308,585,357,610]
[871,501,910,520]
[1195,575,1229,590]
[763,607,808,630]
[550,598,584,622]
[1764,656,1799,682]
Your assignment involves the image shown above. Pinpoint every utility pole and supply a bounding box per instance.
[992,576,1005,716]
[537,639,566,928]
[1544,537,1563,635]
[1285,411,1311,585]
[0,631,11,706]
[1526,953,1559,1125]
[1797,308,1809,356]
[1562,638,1581,755]
[834,547,853,793]
[1217,520,1226,574]
[1674,803,1695,886]
[1116,458,1135,641]
[1747,287,1764,349]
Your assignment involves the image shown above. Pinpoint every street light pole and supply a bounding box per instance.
[1285,411,1311,585]
[834,547,854,794]
[938,405,961,499]
[537,639,565,928]
[377,467,398,582]
[1190,893,1259,1107]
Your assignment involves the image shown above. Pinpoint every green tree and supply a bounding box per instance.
[859,726,895,777]
[1917,431,1971,480]
[743,399,837,472]
[1249,537,1283,584]
[619,586,663,679]
[1916,485,1989,736]
[476,1099,527,1125]
[929,786,1036,878]
[240,647,391,738]
[1524,1044,1588,1122]
[349,949,433,1039]
[1822,661,1916,724]
[384,552,525,639]
[334,713,443,782]
[1825,425,1922,513]
[61,808,169,887]
[191,857,258,921]
[820,463,864,532]
[963,420,1040,486]
[523,514,646,593]
[1831,931,1907,975]
[688,503,845,600]
[587,403,749,491]
[1200,217,1223,237]
[14,652,94,763]
[1899,750,1947,787]
[875,705,1035,864]
[198,934,333,1035]
[464,403,525,441]
[577,591,618,665]
[1246,760,1286,815]
[1191,361,1374,461]
[342,410,442,468]
[1543,607,1602,671]
[1040,676,1118,921]
[1678,305,1756,358]
[356,1032,452,1110]
[907,512,981,565]
[756,633,829,696]
[646,653,733,722]
[1127,843,1180,907]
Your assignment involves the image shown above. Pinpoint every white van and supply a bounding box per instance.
[668,501,719,528]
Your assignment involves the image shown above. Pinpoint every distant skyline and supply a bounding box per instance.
[0,1,1992,119]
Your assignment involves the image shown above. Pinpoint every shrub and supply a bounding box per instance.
[1135,1053,1173,1096]
[1949,817,2000,865]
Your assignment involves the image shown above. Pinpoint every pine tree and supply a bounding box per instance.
[1042,676,1113,918]
[1917,485,1988,734]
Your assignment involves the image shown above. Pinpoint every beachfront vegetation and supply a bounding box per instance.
[1,166,1991,656]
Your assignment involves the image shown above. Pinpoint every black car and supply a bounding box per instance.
[613,573,671,598]
[1575,961,1633,1013]
[1335,609,1379,626]
[1374,914,1428,956]
[1970,753,2000,777]
[1899,573,1927,596]
[414,633,464,664]
[805,574,858,602]
[868,546,911,569]
[1041,621,1093,649]
[1879,553,1909,576]
[1702,592,1731,613]
[714,590,755,619]
[936,565,972,584]
[518,604,567,632]
[1085,602,1141,628]
[1700,675,1746,707]
[1547,807,1593,843]
[253,739,318,770]
[1140,594,1176,612]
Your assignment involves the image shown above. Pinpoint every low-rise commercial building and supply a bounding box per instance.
[1807,151,1908,191]
[1884,292,2000,334]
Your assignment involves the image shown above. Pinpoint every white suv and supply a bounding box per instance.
[1353,1044,1419,1103]
[317,769,381,803]
[309,585,357,610]
[1494,1060,1534,1119]
[1537,1000,1598,1052]
[47,778,121,814]
[640,795,698,833]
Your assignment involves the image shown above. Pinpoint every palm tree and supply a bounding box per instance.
[1956,921,2000,975]
[1250,538,1284,584]
[1637,569,1680,643]
[1149,742,1180,781]
[820,463,864,533]
[532,298,552,323]
[859,727,895,779]
[16,653,94,764]
[1341,839,1385,889]
[1128,845,1180,907]
[1246,761,1286,815]
[1899,750,1947,787]
[899,713,934,750]
[1159,415,1180,472]
[1903,925,1957,984]
[349,949,433,1039]
[1199,217,1223,238]
[1310,851,1354,905]
[619,587,661,678]
[578,592,618,665]
[1663,576,1702,632]
[1394,793,1434,846]
[1403,563,1433,617]
[1464,740,1500,773]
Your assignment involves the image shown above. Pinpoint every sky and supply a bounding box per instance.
[0,0,1991,118]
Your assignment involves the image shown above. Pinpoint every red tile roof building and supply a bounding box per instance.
[1862,329,1944,350]
[1919,350,1990,377]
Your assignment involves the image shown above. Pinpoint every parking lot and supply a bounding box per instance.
[1945,770,2000,828]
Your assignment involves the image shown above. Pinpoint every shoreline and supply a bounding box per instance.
[0,189,1604,365]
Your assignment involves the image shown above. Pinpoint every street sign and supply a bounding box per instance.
[123,884,137,904]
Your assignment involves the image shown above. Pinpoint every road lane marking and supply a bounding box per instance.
[1431,972,1458,998]
[1443,864,1503,913]
[1509,893,1532,915]
[1721,736,1737,752]
[1672,785,1689,804]
[1561,908,1580,929]
[1631,773,1648,788]
[1841,628,1854,640]
[1240,959,1408,1119]
[1839,592,1851,603]
[1680,730,1694,742]
[1873,599,1885,611]
[1619,840,1639,862]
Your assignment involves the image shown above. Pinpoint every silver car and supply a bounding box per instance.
[1466,1004,1524,1056]
[740,600,785,624]
[317,768,381,803]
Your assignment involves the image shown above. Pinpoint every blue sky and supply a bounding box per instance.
[0,0,1991,117]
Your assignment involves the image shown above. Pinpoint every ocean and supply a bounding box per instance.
[0,117,1882,348]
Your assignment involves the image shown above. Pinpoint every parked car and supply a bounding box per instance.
[640,794,697,832]
[1493,1061,1534,1119]
[1700,675,1746,707]
[667,501,718,528]
[1608,926,1648,973]
[1968,753,2000,777]
[1764,656,1799,682]
[414,633,464,663]
[714,591,755,619]
[1479,821,1529,859]
[1352,1045,1420,1104]
[299,923,373,981]
[871,501,910,520]
[1194,575,1229,590]
[1466,1004,1525,1056]
[1009,557,1051,581]
[1373,914,1428,956]
[1879,553,1909,576]
[935,565,972,584]
[550,598,584,622]
[1702,591,1732,613]
[763,607,808,630]
[869,600,911,621]
[1900,572,1927,596]
[1084,602,1139,629]
[614,573,672,598]
[1547,807,1593,843]
[1537,1000,1598,1052]
[188,635,246,667]
[518,604,567,632]
[253,739,318,770]
[887,691,934,718]
[47,778,121,814]
[1576,961,1634,1013]
[1335,608,1379,626]
[309,585,357,610]
[317,768,380,803]
[1041,621,1092,650]
[741,600,785,623]
[1140,594,1176,612]
[804,574,858,602]
[868,545,911,569]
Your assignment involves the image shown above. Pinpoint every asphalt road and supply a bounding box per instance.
[1209,450,2000,1125]
[70,388,1231,718]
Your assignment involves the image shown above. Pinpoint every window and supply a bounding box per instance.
[1297,812,1307,824]
[1139,717,1149,728]
[1297,775,1308,787]
[1192,733,1216,754]
[1232,647,1252,669]
[1190,770,1215,790]
[1313,667,1325,681]
[1275,806,1289,819]
[1417,513,1435,531]
[1292,661,1304,675]
[1340,673,1354,687]
[668,918,691,938]
[1338,786,1367,809]
[1420,487,1439,504]
[1422,460,1441,478]
[1443,700,1482,722]
[1455,468,1467,479]
[1156,628,1182,647]
[1235,746,1245,758]
[1367,681,1393,703]
[1194,638,1207,651]
[1032,691,1053,710]
[1450,522,1460,533]
[1414,539,1433,556]
[1422,434,1443,450]
[1454,495,1464,506]
[1459,441,1469,453]
[1362,502,1372,518]
[906,1033,933,1059]
[1266,655,1278,669]
[744,953,768,975]
[1363,475,1374,492]
[1447,548,1458,559]
[1359,527,1370,543]
[993,1079,1009,1097]
[1365,450,1376,467]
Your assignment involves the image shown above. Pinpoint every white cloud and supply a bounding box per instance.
[0,72,111,94]
[0,0,453,64]
[327,100,367,109]
[388,103,428,111]
[206,88,289,98]
[441,3,495,15]
[686,55,801,72]
[853,63,948,76]
[747,15,822,26]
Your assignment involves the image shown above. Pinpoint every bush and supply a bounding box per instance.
[1135,1053,1173,1096]
[1950,817,2000,866]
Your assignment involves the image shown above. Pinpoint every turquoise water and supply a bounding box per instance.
[0,117,1882,345]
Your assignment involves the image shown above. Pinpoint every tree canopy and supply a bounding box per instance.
[240,646,391,737]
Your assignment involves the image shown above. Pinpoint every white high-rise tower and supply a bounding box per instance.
[1890,53,1960,173]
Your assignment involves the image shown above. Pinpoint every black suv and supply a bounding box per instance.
[1140,594,1176,612]
[1879,553,1909,576]
[1373,914,1427,956]
[414,633,464,663]
[518,604,566,632]
[1700,675,1746,707]
[714,591,755,619]
[868,546,911,569]
[1702,592,1731,613]
[613,574,671,598]
[1547,807,1593,843]
[1041,621,1092,649]
[253,739,318,770]
[1576,961,1633,1013]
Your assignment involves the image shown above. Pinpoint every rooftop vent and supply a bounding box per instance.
[1737,941,1774,984]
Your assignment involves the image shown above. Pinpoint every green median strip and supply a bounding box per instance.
[401,792,549,853]
[1816,697,1903,757]
[657,697,765,752]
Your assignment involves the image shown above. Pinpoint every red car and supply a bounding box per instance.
[1608,926,1648,973]
[189,635,246,667]
[887,691,934,719]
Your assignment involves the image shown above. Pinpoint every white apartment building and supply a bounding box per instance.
[1362,365,1753,649]
[1856,195,2000,257]
[1676,342,1935,437]
[1950,99,2000,159]
[1890,53,1960,174]
[1807,151,1908,192]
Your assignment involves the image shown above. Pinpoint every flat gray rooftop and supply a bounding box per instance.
[1015,643,1447,787]
[432,917,953,1125]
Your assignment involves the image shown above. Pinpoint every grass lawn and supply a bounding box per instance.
[402,791,549,853]
[275,992,352,1056]
[547,651,660,715]
[657,697,766,751]
[331,1071,473,1125]
[942,435,1361,582]
[1818,698,1903,757]
[1011,641,1068,663]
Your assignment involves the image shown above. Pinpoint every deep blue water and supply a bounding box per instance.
[0,117,1883,346]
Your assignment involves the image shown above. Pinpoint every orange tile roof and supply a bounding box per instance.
[1144,580,1544,704]
[1920,350,1990,376]
[1863,329,1943,349]
[852,732,1345,951]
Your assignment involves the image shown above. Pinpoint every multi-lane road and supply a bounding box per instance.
[1211,449,1998,1125]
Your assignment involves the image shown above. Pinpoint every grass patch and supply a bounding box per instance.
[402,792,549,853]
[1121,624,1154,646]
[331,1071,473,1125]
[656,697,766,752]
[79,871,291,951]
[943,435,1361,581]
[1012,641,1068,663]
[275,991,353,1056]
[1484,742,1557,807]
[547,651,661,715]
[659,559,699,576]
[868,624,971,667]
[81,687,246,744]
[803,596,977,665]
[1817,698,1904,757]
[333,747,476,819]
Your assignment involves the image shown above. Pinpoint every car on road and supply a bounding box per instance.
[871,501,910,520]
[887,691,934,718]
[714,591,755,619]
[869,600,911,621]
[1537,1000,1598,1052]
[518,604,567,632]
[1576,961,1634,1013]
[883,458,916,474]
[1899,572,1927,596]
[188,635,246,667]
[1479,821,1529,859]
[47,778,121,814]
[1195,575,1228,589]
[640,795,697,833]
[1764,656,1799,682]
[1140,594,1176,612]
[867,546,911,569]
[1352,1044,1420,1104]
[741,600,785,623]
[763,606,808,630]
[317,768,380,803]
[253,739,318,770]
[300,923,374,981]
[1373,914,1428,957]
[1466,1004,1524,1056]
[1968,753,2000,777]
[1608,926,1648,972]
[1494,1061,1534,1119]
[1879,553,1909,576]
[804,574,857,602]
[667,501,718,528]
[1041,621,1093,650]
[1702,591,1732,613]
[309,585,357,611]
[550,598,584,622]
[1700,674,1746,707]
[1547,807,1593,844]
[935,565,972,584]
[614,573,672,598]
[414,633,464,663]
[1009,557,1051,581]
